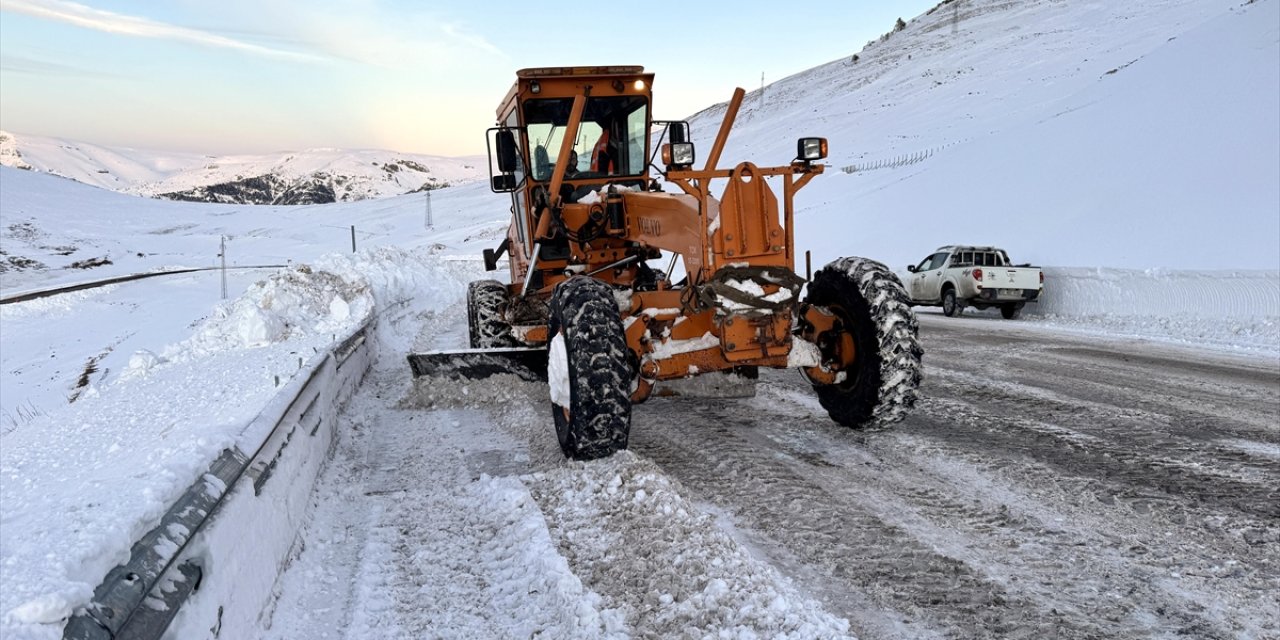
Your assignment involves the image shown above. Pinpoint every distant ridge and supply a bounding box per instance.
[0,131,486,205]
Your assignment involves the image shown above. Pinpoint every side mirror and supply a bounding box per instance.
[906,265,917,273]
[670,121,689,144]
[495,129,518,173]
[491,174,516,192]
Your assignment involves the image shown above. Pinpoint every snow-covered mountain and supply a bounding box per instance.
[685,0,1278,271]
[0,131,486,205]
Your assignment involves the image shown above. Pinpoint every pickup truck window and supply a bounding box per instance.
[926,252,948,270]
[970,252,1003,266]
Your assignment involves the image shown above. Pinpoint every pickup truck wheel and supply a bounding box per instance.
[548,277,632,460]
[941,287,960,317]
[468,280,516,348]
[805,257,923,428]
[1000,303,1024,320]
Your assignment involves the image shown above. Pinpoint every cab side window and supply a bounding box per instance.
[927,252,949,271]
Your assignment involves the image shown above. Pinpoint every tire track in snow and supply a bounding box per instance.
[632,399,1110,640]
[628,319,1278,639]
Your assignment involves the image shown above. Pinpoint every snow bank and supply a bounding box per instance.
[1023,267,1279,354]
[0,247,469,640]
[1034,268,1279,319]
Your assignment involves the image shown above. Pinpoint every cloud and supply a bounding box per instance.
[0,53,116,77]
[0,0,325,62]
[439,23,502,58]
[266,7,506,70]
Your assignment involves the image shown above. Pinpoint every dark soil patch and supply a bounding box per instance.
[68,256,112,269]
[0,252,47,272]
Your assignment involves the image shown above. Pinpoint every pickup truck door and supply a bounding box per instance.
[916,252,949,302]
[909,256,932,300]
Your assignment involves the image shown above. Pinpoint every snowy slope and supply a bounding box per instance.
[0,131,486,203]
[686,0,1279,271]
[0,165,504,293]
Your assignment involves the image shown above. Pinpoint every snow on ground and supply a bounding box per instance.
[0,0,1277,637]
[911,266,1280,357]
[0,248,475,639]
[0,165,505,295]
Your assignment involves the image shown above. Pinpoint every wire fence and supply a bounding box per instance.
[839,139,968,175]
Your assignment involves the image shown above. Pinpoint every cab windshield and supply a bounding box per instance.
[523,96,648,181]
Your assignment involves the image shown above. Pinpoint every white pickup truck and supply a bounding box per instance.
[905,245,1043,319]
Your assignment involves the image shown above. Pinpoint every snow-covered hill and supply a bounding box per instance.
[686,0,1279,271]
[0,131,486,204]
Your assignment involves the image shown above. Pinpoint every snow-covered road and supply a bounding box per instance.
[264,309,1279,639]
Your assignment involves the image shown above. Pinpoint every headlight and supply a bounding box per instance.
[797,137,828,161]
[663,142,696,167]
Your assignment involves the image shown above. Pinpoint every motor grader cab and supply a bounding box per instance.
[410,66,923,460]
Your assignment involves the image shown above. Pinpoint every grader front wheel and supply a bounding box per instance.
[803,257,923,428]
[467,280,516,348]
[548,277,632,460]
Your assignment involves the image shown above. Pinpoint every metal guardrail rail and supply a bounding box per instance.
[0,265,288,305]
[62,323,372,640]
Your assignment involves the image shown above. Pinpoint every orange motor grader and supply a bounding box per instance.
[409,66,922,460]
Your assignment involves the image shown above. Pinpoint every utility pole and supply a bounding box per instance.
[219,235,227,300]
[953,0,961,34]
[760,72,765,109]
[426,191,434,229]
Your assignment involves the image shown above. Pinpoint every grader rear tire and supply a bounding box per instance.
[548,277,632,460]
[805,257,923,428]
[467,280,515,348]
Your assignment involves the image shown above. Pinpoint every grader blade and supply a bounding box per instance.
[407,348,548,382]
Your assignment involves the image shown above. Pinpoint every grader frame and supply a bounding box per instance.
[411,65,922,459]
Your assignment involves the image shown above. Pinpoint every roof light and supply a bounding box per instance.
[634,80,646,91]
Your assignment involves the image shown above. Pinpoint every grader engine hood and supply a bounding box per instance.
[572,161,790,280]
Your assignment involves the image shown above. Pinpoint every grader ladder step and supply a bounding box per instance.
[407,348,548,382]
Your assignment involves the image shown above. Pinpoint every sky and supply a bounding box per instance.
[0,0,938,157]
